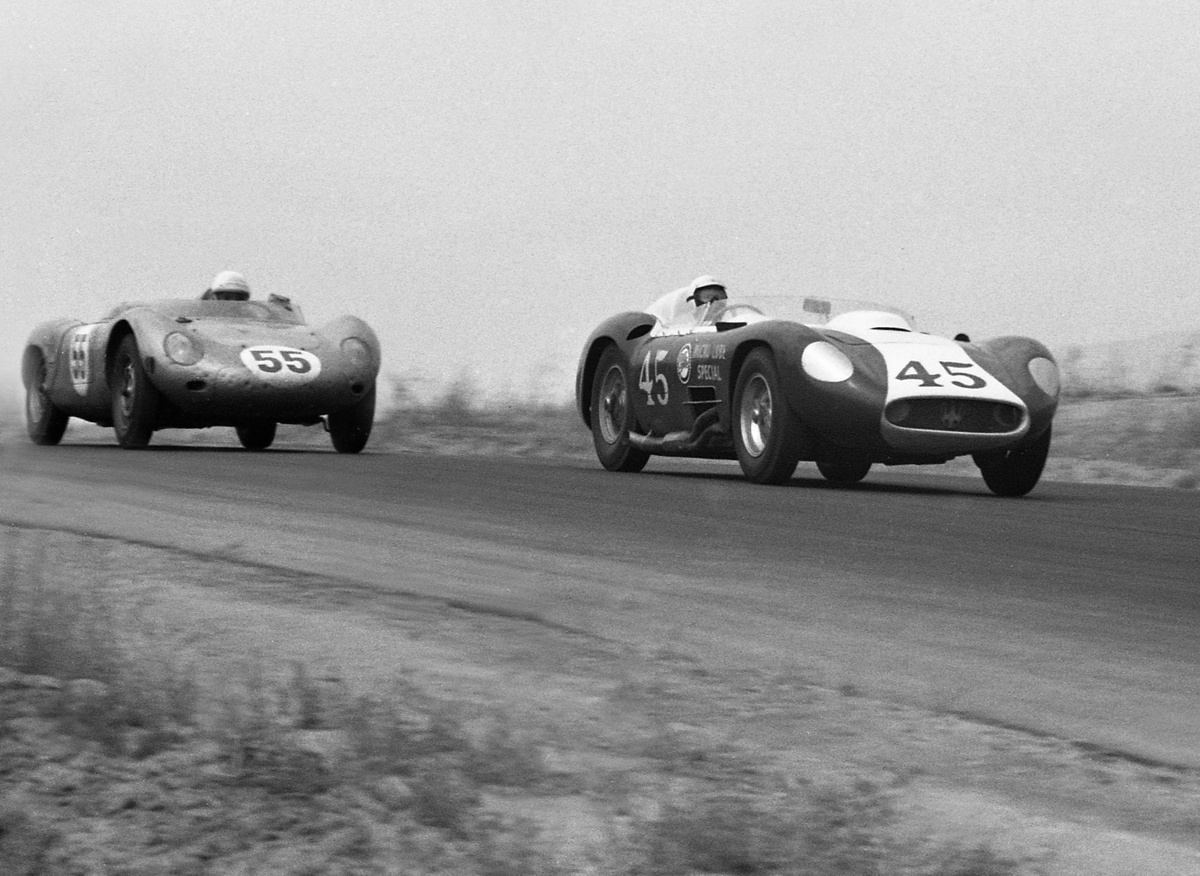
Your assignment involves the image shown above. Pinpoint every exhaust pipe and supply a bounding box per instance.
[628,408,723,455]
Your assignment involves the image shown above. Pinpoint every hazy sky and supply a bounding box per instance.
[4,1,1199,410]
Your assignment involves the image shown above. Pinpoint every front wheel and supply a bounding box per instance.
[816,455,872,484]
[590,345,649,473]
[328,385,376,454]
[974,426,1052,497]
[236,421,277,451]
[110,334,160,449]
[25,354,69,446]
[732,348,803,485]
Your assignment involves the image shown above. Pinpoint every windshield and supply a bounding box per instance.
[106,299,306,325]
[646,289,916,333]
[719,295,916,329]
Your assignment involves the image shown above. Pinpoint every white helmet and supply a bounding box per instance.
[204,270,250,301]
[688,275,727,305]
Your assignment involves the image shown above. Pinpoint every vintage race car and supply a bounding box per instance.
[576,281,1060,496]
[22,294,380,452]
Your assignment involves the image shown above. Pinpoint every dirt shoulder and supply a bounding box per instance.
[4,528,1199,874]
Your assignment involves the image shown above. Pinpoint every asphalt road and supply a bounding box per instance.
[3,438,1199,766]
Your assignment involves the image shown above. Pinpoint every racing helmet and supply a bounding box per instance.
[688,275,727,306]
[203,270,250,301]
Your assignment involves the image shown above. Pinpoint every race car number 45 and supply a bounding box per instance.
[240,346,322,382]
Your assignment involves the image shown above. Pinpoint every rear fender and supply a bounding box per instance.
[22,319,81,389]
[576,311,655,428]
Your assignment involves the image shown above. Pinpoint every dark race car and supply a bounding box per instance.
[576,281,1060,496]
[22,294,380,452]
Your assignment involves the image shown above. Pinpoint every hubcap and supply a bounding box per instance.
[27,366,47,422]
[739,374,772,458]
[598,365,627,444]
[117,359,136,420]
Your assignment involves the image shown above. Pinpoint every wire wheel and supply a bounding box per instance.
[110,334,159,449]
[732,348,802,484]
[738,373,773,458]
[590,345,649,472]
[25,356,69,445]
[598,365,630,445]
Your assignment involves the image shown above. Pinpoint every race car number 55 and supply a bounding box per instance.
[240,346,322,382]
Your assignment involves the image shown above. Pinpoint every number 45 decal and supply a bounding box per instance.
[896,360,988,389]
[639,350,669,405]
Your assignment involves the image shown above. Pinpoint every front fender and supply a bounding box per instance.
[969,336,1060,444]
[317,314,382,382]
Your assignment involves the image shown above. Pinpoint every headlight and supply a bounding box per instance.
[163,332,203,366]
[340,337,373,370]
[801,341,854,382]
[1027,357,1060,397]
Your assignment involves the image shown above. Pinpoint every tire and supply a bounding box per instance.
[110,334,160,449]
[590,345,650,473]
[974,426,1052,497]
[236,421,277,451]
[25,354,69,446]
[816,456,872,484]
[328,384,375,454]
[732,348,803,485]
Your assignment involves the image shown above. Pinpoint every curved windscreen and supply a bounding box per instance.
[725,295,916,330]
[645,288,916,334]
[106,299,307,325]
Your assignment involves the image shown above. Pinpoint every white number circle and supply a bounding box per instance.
[240,346,322,383]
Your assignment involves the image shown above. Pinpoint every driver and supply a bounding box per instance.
[201,270,251,301]
[686,275,727,307]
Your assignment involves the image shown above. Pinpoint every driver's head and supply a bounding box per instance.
[203,270,250,301]
[688,275,727,306]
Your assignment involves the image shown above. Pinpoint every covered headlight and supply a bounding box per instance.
[801,341,854,382]
[1028,357,1060,397]
[340,336,373,370]
[163,331,203,366]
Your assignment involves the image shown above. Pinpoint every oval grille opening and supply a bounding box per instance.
[886,399,1024,433]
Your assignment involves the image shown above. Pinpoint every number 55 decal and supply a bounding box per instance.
[240,346,323,382]
[895,360,988,389]
[639,349,670,406]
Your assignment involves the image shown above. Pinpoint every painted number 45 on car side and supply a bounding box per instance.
[639,349,669,405]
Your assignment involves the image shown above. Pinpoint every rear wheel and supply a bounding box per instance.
[816,455,872,484]
[732,348,803,485]
[25,354,69,446]
[110,334,160,449]
[974,426,1052,497]
[236,421,277,451]
[328,385,375,454]
[590,345,649,473]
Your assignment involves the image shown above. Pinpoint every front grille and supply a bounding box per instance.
[885,398,1024,433]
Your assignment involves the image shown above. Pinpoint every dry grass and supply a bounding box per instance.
[0,528,1035,875]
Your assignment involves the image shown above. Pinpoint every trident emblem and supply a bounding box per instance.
[941,402,963,429]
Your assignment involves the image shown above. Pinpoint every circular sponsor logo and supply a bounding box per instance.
[677,343,692,384]
[240,346,322,383]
